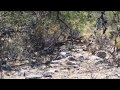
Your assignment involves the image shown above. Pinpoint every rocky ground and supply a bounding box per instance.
[2,44,120,79]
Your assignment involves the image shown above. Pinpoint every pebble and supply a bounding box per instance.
[78,56,84,61]
[60,52,66,56]
[68,56,77,61]
[43,72,54,77]
[73,65,80,68]
[55,55,63,60]
[25,74,42,79]
[89,55,102,61]
[66,61,77,65]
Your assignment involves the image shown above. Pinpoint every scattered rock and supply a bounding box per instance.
[99,67,103,70]
[78,56,84,61]
[66,52,72,57]
[77,49,83,52]
[89,55,102,61]
[16,69,29,76]
[71,48,83,52]
[66,67,71,70]
[82,54,89,60]
[55,70,59,72]
[96,51,107,59]
[60,67,67,70]
[95,61,105,65]
[4,72,11,76]
[25,74,42,79]
[3,44,120,79]
[55,52,71,60]
[107,75,120,79]
[68,56,77,61]
[92,73,107,79]
[61,75,68,79]
[43,72,53,77]
[60,52,66,56]
[66,61,77,65]
[55,55,63,60]
[82,46,87,51]
[51,61,60,64]
[2,64,12,71]
[59,45,68,51]
[79,73,91,79]
[31,60,41,68]
[72,65,80,68]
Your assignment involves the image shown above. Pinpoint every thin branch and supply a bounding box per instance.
[56,11,74,46]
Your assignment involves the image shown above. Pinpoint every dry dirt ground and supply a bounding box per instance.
[2,45,120,79]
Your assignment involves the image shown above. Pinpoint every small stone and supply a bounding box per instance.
[82,54,89,60]
[73,65,79,68]
[55,70,59,72]
[68,56,77,61]
[67,67,71,70]
[89,55,101,60]
[25,74,42,79]
[60,67,66,70]
[11,71,16,74]
[72,49,83,52]
[78,56,84,61]
[40,65,46,69]
[96,51,107,59]
[43,72,54,77]
[92,73,106,79]
[4,72,11,76]
[55,56,63,60]
[34,52,38,56]
[60,52,66,56]
[107,75,119,79]
[17,69,28,76]
[51,61,59,64]
[2,64,12,71]
[66,53,72,57]
[99,67,103,70]
[71,49,82,52]
[5,58,8,61]
[66,61,77,65]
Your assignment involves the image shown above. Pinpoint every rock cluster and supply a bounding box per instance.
[2,44,120,79]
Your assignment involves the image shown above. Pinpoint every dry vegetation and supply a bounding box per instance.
[0,11,120,79]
